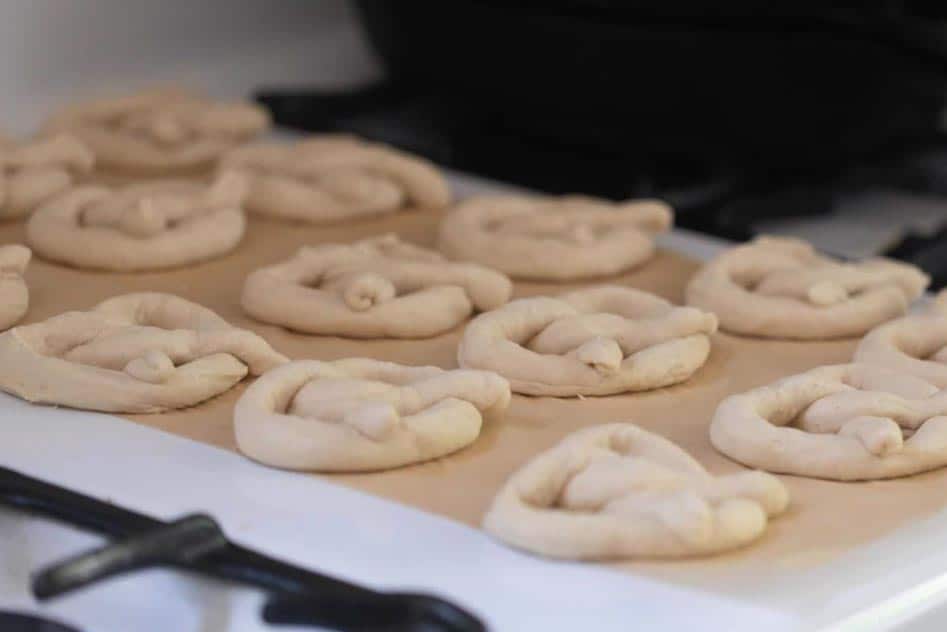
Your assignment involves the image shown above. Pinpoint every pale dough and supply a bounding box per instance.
[0,292,287,413]
[234,358,510,472]
[457,286,717,396]
[26,171,248,272]
[0,133,93,220]
[437,194,672,281]
[42,88,269,174]
[685,236,928,339]
[242,234,512,338]
[0,245,30,330]
[710,363,947,480]
[483,423,788,560]
[221,135,450,223]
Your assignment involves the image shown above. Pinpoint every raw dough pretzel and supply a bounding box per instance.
[0,133,93,220]
[234,359,510,472]
[854,291,947,388]
[0,245,30,330]
[221,135,450,223]
[457,286,717,396]
[484,423,788,560]
[242,234,513,338]
[26,171,248,271]
[437,194,672,281]
[0,292,287,413]
[710,363,947,480]
[685,236,929,339]
[42,88,269,174]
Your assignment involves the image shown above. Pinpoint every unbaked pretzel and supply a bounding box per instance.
[221,135,450,223]
[234,359,510,472]
[711,364,947,480]
[457,286,717,396]
[0,292,287,413]
[27,171,248,271]
[242,234,512,338]
[0,245,30,330]
[484,423,788,560]
[438,194,672,281]
[0,133,93,219]
[685,236,928,339]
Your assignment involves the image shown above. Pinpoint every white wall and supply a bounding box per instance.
[0,0,381,134]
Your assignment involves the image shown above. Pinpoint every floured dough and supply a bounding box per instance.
[0,245,30,330]
[854,291,947,388]
[242,234,512,338]
[438,194,672,281]
[221,135,450,223]
[26,171,248,271]
[711,363,947,480]
[234,358,510,471]
[0,133,93,219]
[685,236,928,339]
[457,286,717,396]
[0,292,287,413]
[42,88,269,174]
[483,423,788,559]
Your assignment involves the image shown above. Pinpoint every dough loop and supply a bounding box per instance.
[221,135,450,223]
[685,236,928,339]
[458,286,717,396]
[0,245,30,330]
[27,171,248,271]
[484,423,788,559]
[0,133,93,219]
[0,292,286,413]
[234,359,510,472]
[242,234,512,338]
[438,194,672,281]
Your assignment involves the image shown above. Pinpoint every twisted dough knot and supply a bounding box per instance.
[458,286,717,396]
[854,290,947,388]
[242,234,513,338]
[220,135,451,223]
[0,133,93,219]
[483,423,788,559]
[26,171,248,271]
[438,194,673,281]
[711,364,947,480]
[234,359,511,471]
[42,88,270,174]
[0,245,30,330]
[0,292,286,413]
[685,236,928,339]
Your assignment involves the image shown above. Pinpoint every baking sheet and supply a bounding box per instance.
[4,207,946,601]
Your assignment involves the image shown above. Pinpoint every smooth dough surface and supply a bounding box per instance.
[0,245,30,330]
[710,363,947,480]
[42,88,269,174]
[234,358,510,472]
[0,292,287,413]
[0,133,93,220]
[685,236,928,339]
[438,194,672,281]
[242,234,512,338]
[27,172,248,272]
[457,286,717,396]
[221,135,450,223]
[484,423,788,560]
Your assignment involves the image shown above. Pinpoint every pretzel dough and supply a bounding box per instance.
[0,245,30,330]
[0,133,93,220]
[457,286,717,396]
[438,194,672,281]
[234,359,510,472]
[221,136,450,223]
[43,88,269,174]
[685,237,928,339]
[710,363,947,480]
[484,423,788,559]
[26,172,248,271]
[0,292,286,413]
[242,234,512,338]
